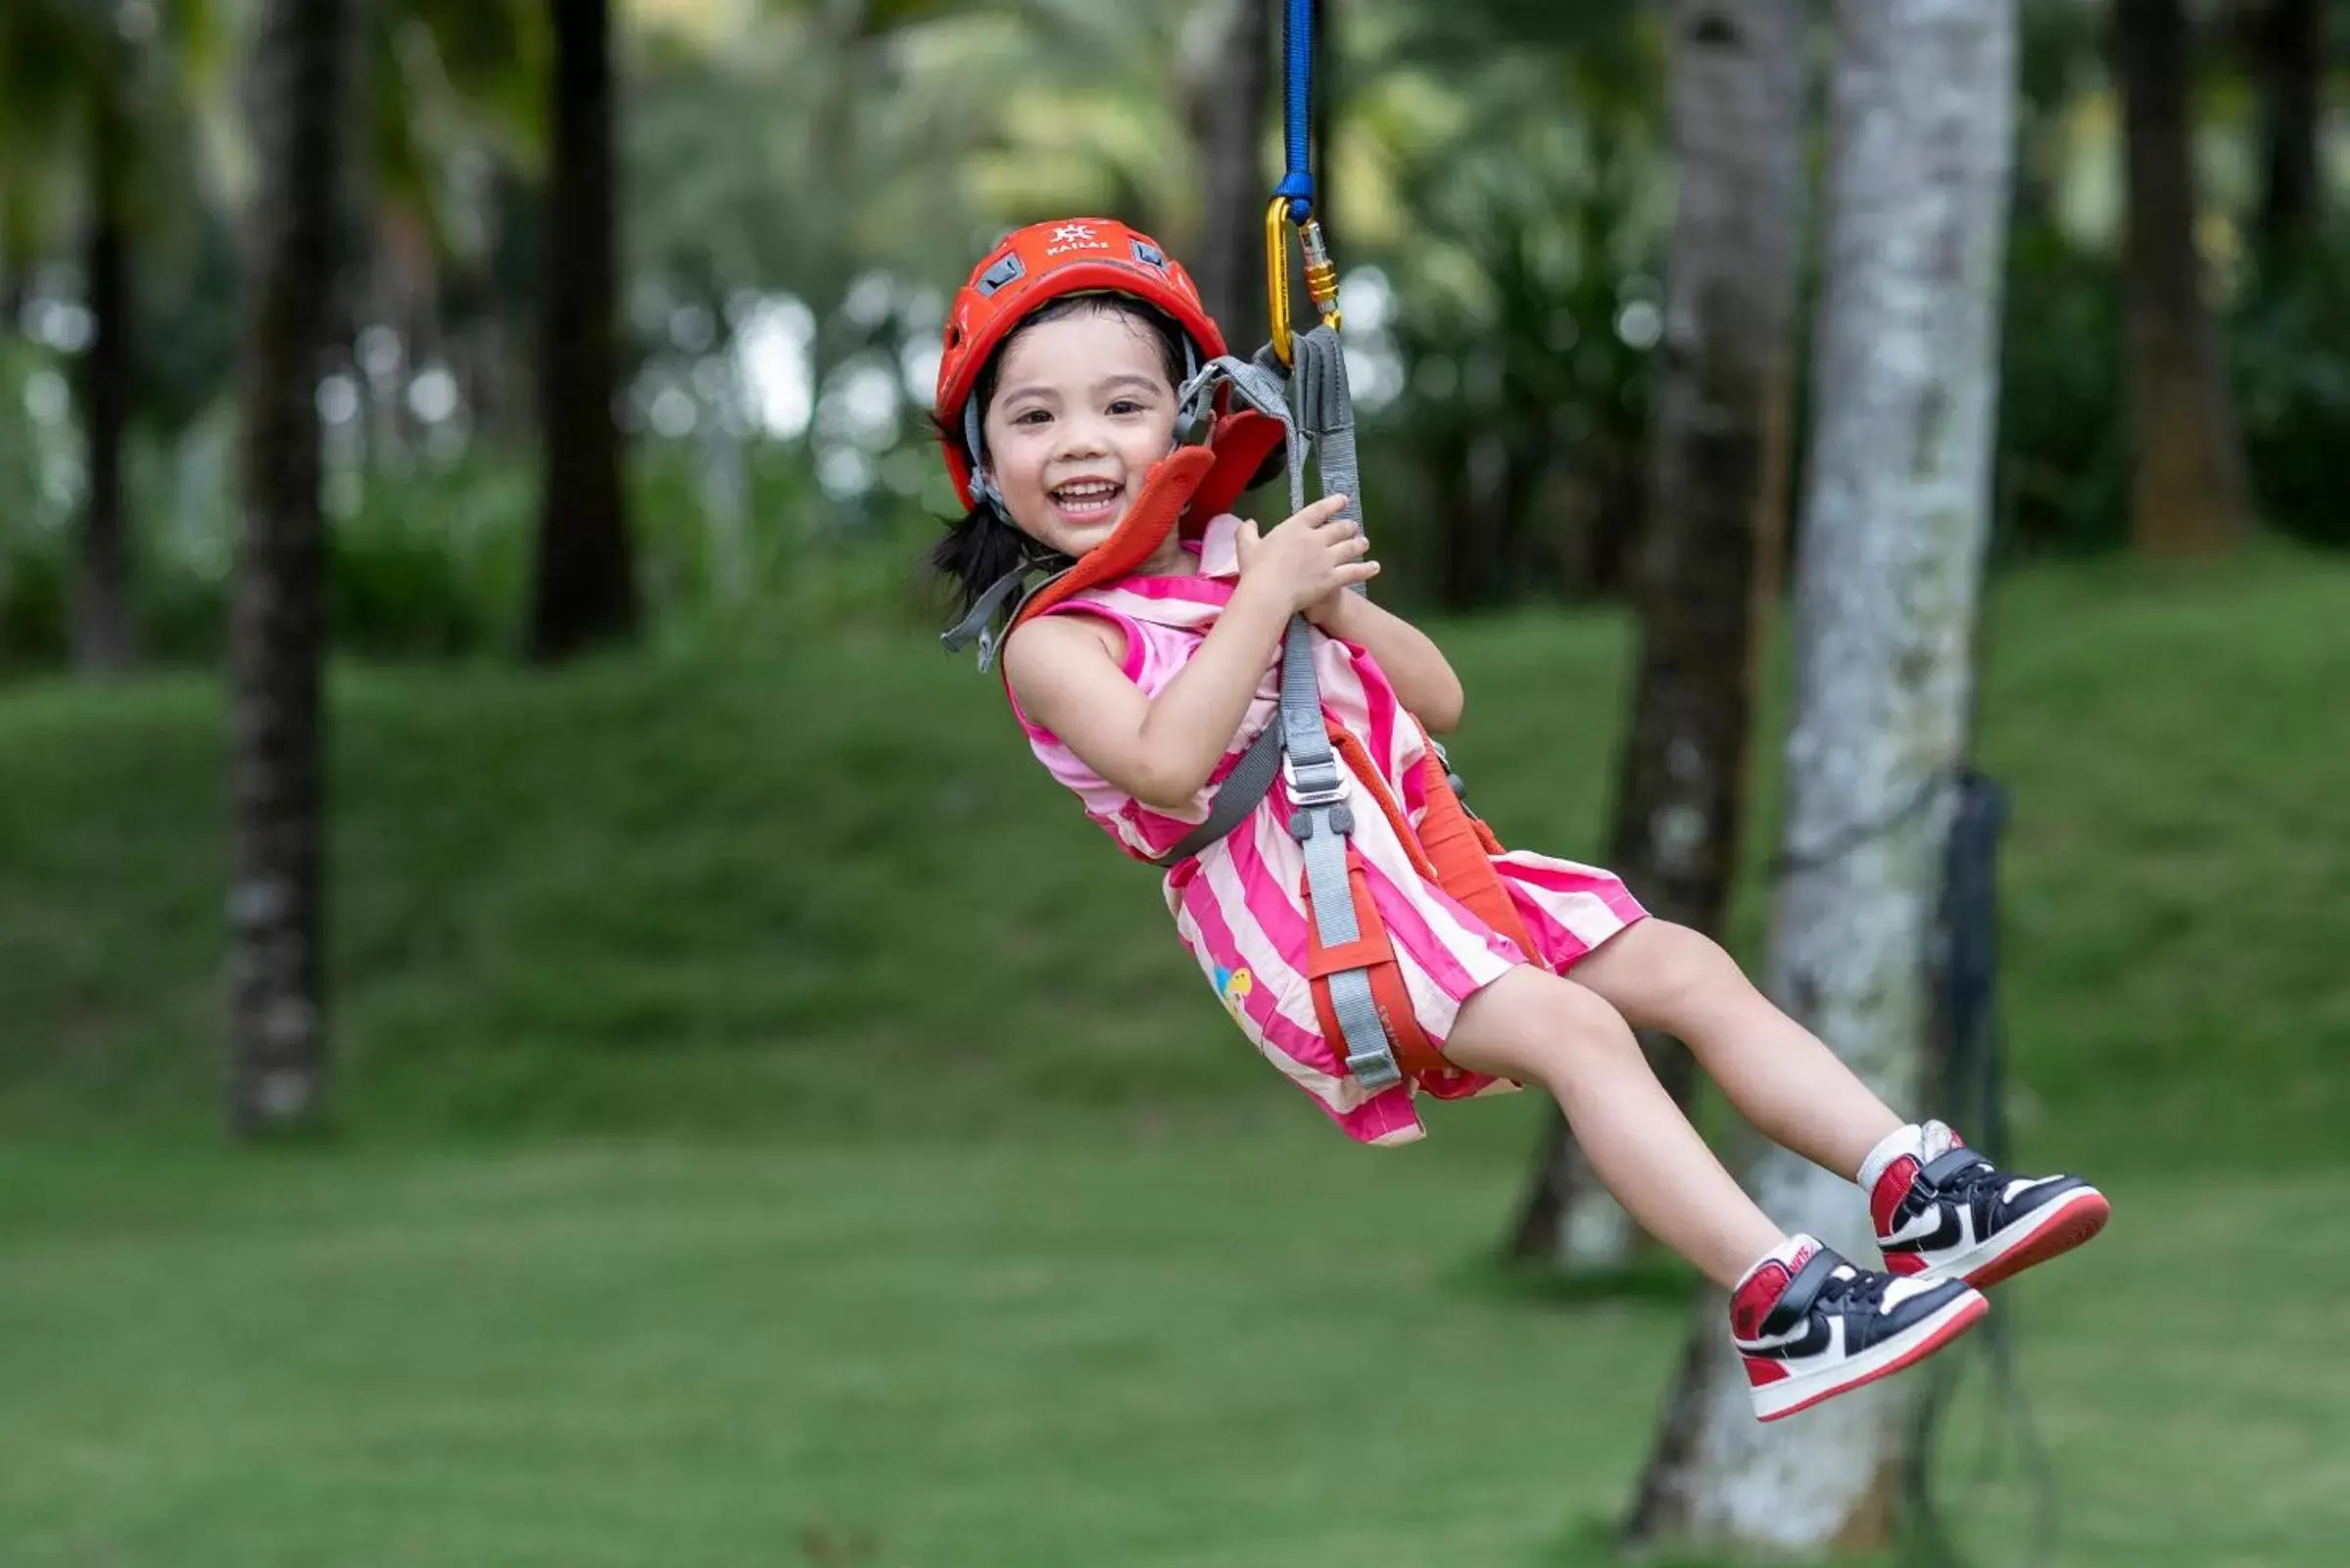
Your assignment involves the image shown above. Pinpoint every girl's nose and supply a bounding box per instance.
[1053,414,1110,459]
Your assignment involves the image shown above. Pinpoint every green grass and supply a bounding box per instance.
[1,1137,2345,1567]
[4,546,2344,1169]
[3,545,2348,1564]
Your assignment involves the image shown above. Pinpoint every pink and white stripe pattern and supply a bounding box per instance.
[1009,513,1648,1146]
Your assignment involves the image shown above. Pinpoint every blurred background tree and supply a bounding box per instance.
[11,0,2348,683]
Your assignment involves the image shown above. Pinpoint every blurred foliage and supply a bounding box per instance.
[5,542,2348,1168]
[1995,214,2350,559]
[1358,34,1663,609]
[0,401,941,669]
[5,0,2350,671]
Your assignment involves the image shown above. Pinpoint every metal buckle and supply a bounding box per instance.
[1282,752,1350,808]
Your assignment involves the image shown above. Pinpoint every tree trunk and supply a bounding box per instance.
[2251,0,2324,252]
[1622,0,2015,1551]
[527,0,638,660]
[1507,0,1804,1272]
[74,91,137,676]
[229,0,353,1137]
[2117,0,2253,556]
[1188,0,1271,345]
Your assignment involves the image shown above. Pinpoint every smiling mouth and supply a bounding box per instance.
[1048,479,1125,520]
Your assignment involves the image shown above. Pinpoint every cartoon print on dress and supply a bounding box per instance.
[1213,964,1256,1022]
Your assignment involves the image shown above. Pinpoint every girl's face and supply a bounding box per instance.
[978,306,1183,563]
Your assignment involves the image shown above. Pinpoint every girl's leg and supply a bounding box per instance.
[1569,920,1903,1179]
[1442,967,1786,1289]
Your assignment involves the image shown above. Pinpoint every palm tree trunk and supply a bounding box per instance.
[1622,0,2016,1550]
[1507,0,1804,1272]
[74,90,136,676]
[1188,0,1271,345]
[2117,0,2253,555]
[527,0,638,660]
[229,0,353,1137]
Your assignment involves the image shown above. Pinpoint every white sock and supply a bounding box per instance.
[1856,1123,1927,1194]
[1735,1231,1821,1293]
[1857,1119,1961,1192]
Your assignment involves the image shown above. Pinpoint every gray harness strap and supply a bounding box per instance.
[1273,613,1401,1091]
[1291,324,1364,543]
[1152,721,1282,869]
[947,338,1404,1092]
[940,561,1075,674]
[1160,346,1404,1092]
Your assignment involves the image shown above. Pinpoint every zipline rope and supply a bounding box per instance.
[1276,0,1316,218]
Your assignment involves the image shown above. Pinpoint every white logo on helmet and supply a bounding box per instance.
[1044,221,1112,258]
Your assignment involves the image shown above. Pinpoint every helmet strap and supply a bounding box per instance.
[961,396,1005,514]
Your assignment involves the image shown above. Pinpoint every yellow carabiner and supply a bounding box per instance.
[1265,197,1298,366]
[1265,199,1345,368]
[1297,216,1343,334]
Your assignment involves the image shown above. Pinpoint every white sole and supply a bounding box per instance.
[1914,1184,2111,1288]
[1750,1289,1989,1422]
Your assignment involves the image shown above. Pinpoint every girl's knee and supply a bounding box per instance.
[1586,919,1740,1024]
[1447,967,1636,1081]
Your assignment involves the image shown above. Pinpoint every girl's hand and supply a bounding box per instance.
[1233,496,1377,618]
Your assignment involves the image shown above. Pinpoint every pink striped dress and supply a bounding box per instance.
[1010,512,1649,1146]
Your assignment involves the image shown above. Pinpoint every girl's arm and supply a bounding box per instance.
[1003,574,1296,810]
[1309,592,1466,734]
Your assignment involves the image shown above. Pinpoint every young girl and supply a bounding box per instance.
[930,218,2109,1422]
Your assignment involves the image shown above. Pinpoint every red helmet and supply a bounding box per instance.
[935,217,1226,511]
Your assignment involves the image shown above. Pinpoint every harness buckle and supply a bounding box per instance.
[1284,753,1353,843]
[1282,752,1350,809]
[1345,1044,1404,1091]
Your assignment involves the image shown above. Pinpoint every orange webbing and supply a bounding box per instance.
[1181,410,1287,534]
[1304,846,1450,1079]
[1006,447,1216,638]
[1324,730,1435,881]
[1408,751,1549,972]
[1326,731,1540,970]
[1301,731,1543,1083]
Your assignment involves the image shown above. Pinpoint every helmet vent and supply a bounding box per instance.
[975,253,1026,297]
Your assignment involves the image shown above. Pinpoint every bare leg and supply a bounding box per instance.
[1570,920,1904,1180]
[1443,967,1785,1288]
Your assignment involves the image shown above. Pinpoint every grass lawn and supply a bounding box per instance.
[2,1131,2345,1567]
[3,545,2347,1563]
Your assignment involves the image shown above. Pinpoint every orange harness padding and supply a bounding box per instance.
[1300,735,1553,1082]
[1004,410,1288,642]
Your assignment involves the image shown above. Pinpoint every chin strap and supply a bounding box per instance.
[938,553,1066,674]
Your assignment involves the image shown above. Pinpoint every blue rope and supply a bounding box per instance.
[1275,0,1315,219]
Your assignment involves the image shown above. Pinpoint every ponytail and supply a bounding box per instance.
[931,500,1065,614]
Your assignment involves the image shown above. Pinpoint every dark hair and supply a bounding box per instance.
[929,294,1192,613]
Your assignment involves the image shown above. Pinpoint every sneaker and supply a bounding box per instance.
[1731,1236,1988,1422]
[1870,1125,2110,1289]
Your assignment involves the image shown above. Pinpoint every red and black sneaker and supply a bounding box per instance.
[1870,1123,2110,1289]
[1731,1236,1988,1423]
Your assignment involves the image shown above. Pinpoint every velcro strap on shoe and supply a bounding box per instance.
[1921,1148,1990,1185]
[1761,1247,1846,1336]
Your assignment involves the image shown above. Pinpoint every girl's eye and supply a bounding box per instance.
[1109,399,1144,415]
[1012,408,1050,426]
